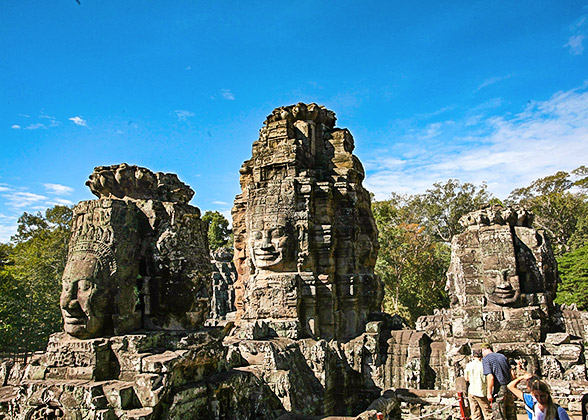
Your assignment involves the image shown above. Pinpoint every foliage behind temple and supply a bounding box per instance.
[0,206,72,353]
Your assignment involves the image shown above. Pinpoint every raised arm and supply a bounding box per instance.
[507,373,532,401]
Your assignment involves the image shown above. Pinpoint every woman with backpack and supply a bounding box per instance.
[508,373,570,420]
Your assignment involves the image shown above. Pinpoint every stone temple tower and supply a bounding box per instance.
[232,103,382,341]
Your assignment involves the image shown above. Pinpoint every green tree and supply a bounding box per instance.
[372,179,493,323]
[555,245,588,310]
[0,243,24,351]
[507,166,588,255]
[507,167,588,310]
[202,210,231,251]
[373,200,450,324]
[0,205,72,353]
[414,179,495,242]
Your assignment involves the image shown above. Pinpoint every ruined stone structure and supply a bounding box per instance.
[69,163,212,334]
[419,205,560,344]
[232,102,382,341]
[0,165,288,419]
[2,106,588,420]
[412,205,588,410]
[209,247,237,320]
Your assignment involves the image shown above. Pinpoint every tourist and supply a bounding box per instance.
[507,374,570,420]
[481,343,516,420]
[522,374,541,419]
[465,349,492,420]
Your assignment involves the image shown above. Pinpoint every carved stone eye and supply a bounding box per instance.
[77,279,92,292]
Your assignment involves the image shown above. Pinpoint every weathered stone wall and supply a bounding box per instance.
[209,247,237,320]
[1,330,285,420]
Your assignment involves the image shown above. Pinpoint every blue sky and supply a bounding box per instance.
[1,1,588,242]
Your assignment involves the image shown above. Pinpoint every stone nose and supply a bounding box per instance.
[258,232,272,249]
[60,282,79,309]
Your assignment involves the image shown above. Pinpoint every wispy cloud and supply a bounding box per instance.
[474,74,513,92]
[565,14,587,55]
[47,198,74,206]
[69,116,88,127]
[43,183,74,195]
[39,113,60,127]
[565,34,585,55]
[23,123,45,130]
[174,110,195,121]
[2,192,48,208]
[0,183,75,242]
[11,112,61,130]
[212,200,229,205]
[364,83,588,201]
[0,224,18,243]
[220,89,235,100]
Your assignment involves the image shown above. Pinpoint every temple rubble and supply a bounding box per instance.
[0,104,587,420]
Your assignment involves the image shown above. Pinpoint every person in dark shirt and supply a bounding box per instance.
[481,343,516,420]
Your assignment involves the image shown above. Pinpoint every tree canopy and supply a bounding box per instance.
[507,166,588,255]
[372,179,492,323]
[0,206,72,353]
[202,210,232,251]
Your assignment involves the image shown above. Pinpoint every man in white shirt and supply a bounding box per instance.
[465,349,492,420]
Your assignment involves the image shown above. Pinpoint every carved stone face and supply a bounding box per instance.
[483,269,521,306]
[249,221,295,272]
[60,253,111,338]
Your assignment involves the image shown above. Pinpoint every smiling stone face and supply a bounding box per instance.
[483,269,521,306]
[248,219,296,272]
[60,252,111,338]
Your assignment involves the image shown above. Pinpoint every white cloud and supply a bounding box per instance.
[47,198,74,206]
[2,192,48,208]
[364,84,588,201]
[0,224,18,243]
[474,75,513,92]
[11,113,60,130]
[69,116,88,127]
[565,34,585,55]
[0,184,12,192]
[43,183,74,195]
[23,123,45,130]
[212,200,229,206]
[174,110,195,121]
[220,209,233,227]
[39,113,60,127]
[221,89,235,100]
